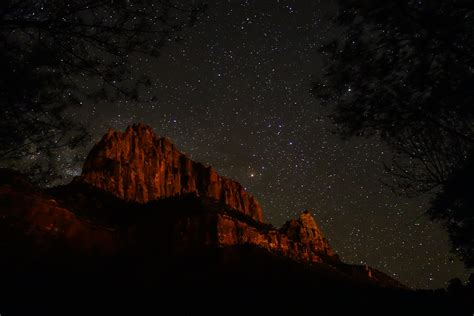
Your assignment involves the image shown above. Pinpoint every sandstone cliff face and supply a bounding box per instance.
[131,205,336,263]
[1,126,336,264]
[79,124,264,222]
[0,132,408,293]
[0,176,335,264]
[280,210,335,259]
[215,213,328,263]
[77,124,337,261]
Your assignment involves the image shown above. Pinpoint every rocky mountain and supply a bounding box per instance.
[0,125,396,275]
[79,123,264,222]
[280,210,335,259]
[4,124,470,315]
[68,124,336,264]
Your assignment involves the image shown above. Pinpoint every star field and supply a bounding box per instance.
[67,0,470,288]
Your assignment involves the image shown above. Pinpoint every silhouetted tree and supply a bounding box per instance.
[0,0,205,182]
[314,1,474,266]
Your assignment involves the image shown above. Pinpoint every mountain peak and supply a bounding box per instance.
[281,210,335,258]
[79,124,264,222]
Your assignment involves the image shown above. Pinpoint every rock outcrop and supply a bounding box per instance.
[79,124,264,222]
[0,125,408,296]
[280,210,335,259]
[215,212,334,263]
[75,124,338,262]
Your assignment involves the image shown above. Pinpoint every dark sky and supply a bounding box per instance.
[65,0,470,289]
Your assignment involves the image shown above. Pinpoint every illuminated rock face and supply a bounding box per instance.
[0,136,406,291]
[0,178,336,264]
[76,124,337,262]
[79,124,264,222]
[215,212,335,263]
[280,211,335,259]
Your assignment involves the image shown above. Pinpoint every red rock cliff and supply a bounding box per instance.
[79,124,264,222]
[215,211,336,263]
[280,211,335,259]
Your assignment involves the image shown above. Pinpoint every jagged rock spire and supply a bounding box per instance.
[280,210,335,258]
[79,124,264,222]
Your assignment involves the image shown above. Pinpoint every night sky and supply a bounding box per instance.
[62,0,470,289]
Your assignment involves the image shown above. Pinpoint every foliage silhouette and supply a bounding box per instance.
[315,0,474,267]
[0,0,205,182]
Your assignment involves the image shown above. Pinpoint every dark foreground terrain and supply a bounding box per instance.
[0,169,472,315]
[1,245,473,315]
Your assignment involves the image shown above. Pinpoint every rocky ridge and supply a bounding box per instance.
[76,124,336,262]
[79,124,264,222]
[3,125,470,314]
[0,125,409,290]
